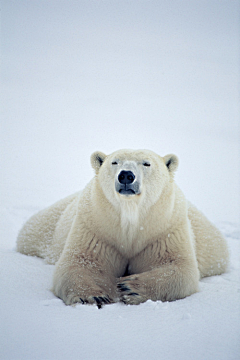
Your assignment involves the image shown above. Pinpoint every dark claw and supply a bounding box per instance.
[128,292,139,296]
[102,297,110,303]
[117,283,130,292]
[93,296,101,304]
[101,296,113,304]
[79,298,84,304]
[99,296,108,304]
[93,297,102,309]
[94,296,113,308]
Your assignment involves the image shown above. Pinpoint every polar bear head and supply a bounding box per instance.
[91,149,178,211]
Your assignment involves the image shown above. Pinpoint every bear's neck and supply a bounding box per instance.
[119,199,139,242]
[91,179,177,258]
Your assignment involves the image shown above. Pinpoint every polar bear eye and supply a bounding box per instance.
[112,161,118,165]
[143,162,151,167]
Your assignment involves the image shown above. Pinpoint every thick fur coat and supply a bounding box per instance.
[17,149,229,306]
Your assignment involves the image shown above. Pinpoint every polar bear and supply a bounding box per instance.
[17,149,229,307]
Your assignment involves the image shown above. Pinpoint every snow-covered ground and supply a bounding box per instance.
[1,1,239,359]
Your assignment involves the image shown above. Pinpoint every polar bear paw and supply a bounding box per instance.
[64,293,113,308]
[79,295,113,308]
[117,277,147,305]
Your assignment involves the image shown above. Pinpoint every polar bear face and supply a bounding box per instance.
[91,149,178,211]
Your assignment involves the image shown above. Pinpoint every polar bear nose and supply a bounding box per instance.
[118,170,135,184]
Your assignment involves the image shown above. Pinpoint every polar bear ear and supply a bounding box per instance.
[163,154,179,173]
[91,151,107,173]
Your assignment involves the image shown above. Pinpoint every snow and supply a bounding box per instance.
[1,1,239,359]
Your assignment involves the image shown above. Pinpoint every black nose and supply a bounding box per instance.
[118,171,135,184]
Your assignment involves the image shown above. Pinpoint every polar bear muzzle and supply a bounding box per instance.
[116,170,140,196]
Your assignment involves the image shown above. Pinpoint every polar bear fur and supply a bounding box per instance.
[17,149,229,307]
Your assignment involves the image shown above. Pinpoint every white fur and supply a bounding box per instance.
[119,200,139,251]
[17,149,229,306]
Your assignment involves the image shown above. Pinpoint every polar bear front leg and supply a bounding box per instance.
[118,235,200,304]
[52,235,126,307]
[118,263,199,304]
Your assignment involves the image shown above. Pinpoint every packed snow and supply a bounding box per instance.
[1,1,239,360]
